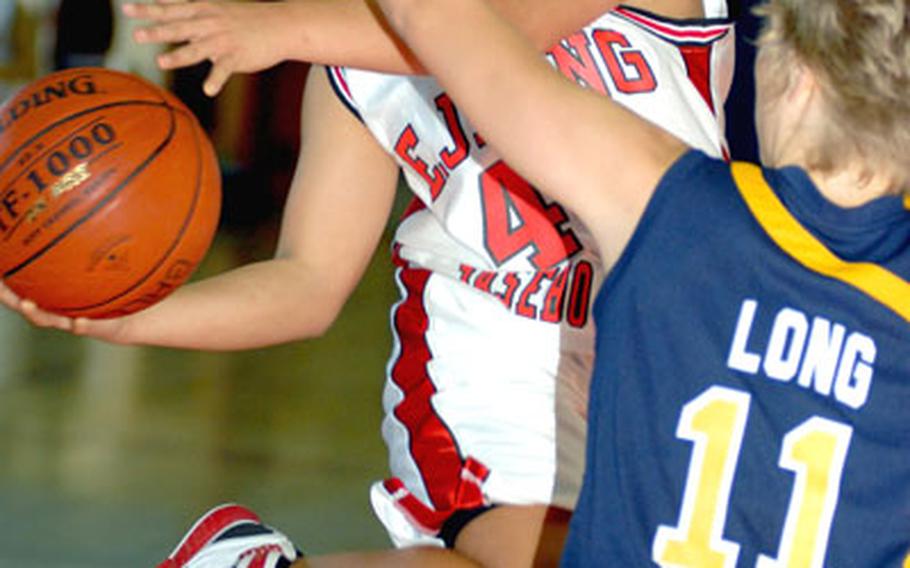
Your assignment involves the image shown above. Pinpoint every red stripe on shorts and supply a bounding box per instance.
[390,266,465,512]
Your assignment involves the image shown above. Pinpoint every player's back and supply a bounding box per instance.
[565,151,910,566]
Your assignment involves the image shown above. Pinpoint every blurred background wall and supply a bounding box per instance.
[0,1,762,565]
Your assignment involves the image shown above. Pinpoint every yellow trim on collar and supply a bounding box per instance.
[730,162,910,323]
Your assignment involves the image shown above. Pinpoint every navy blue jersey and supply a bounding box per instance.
[563,151,910,567]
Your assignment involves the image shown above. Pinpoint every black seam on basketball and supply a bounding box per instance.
[51,105,212,314]
[2,142,125,243]
[117,70,173,103]
[3,103,180,283]
[1,115,110,196]
[0,100,172,174]
[1,126,126,243]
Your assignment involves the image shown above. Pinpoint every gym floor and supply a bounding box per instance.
[0,229,396,566]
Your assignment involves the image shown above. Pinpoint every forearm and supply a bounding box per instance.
[124,0,617,94]
[282,0,419,73]
[282,0,617,73]
[488,0,619,49]
[116,65,398,352]
[112,258,343,350]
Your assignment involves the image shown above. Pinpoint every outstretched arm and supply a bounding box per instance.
[123,0,618,96]
[0,67,400,350]
[377,0,687,264]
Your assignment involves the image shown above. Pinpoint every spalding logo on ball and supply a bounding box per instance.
[0,67,221,318]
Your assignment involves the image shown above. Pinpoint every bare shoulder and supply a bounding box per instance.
[621,0,705,19]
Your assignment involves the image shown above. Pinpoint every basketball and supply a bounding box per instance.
[0,67,221,319]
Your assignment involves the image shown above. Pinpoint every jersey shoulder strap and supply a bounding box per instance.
[730,161,910,323]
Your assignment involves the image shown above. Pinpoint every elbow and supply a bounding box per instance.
[307,313,336,339]
[300,297,345,339]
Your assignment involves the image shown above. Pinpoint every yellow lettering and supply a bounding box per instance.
[51,162,90,198]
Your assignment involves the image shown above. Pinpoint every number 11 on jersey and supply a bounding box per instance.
[653,386,852,568]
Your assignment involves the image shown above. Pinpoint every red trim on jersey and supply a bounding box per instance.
[400,195,428,223]
[158,504,261,568]
[247,553,266,568]
[613,7,730,43]
[391,243,404,268]
[239,545,283,568]
[382,458,490,533]
[329,66,355,101]
[679,44,716,113]
[393,199,429,268]
[387,262,491,532]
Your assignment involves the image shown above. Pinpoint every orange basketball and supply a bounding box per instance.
[0,67,221,319]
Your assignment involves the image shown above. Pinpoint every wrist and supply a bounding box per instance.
[272,1,312,63]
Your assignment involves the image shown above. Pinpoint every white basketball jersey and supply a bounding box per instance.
[328,2,734,546]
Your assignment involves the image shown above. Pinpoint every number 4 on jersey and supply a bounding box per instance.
[480,161,581,270]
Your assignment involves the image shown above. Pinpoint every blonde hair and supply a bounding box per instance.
[756,0,910,190]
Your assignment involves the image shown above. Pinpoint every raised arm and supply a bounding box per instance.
[377,0,687,264]
[0,67,400,350]
[123,0,618,96]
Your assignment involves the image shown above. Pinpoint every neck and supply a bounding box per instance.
[806,165,900,208]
